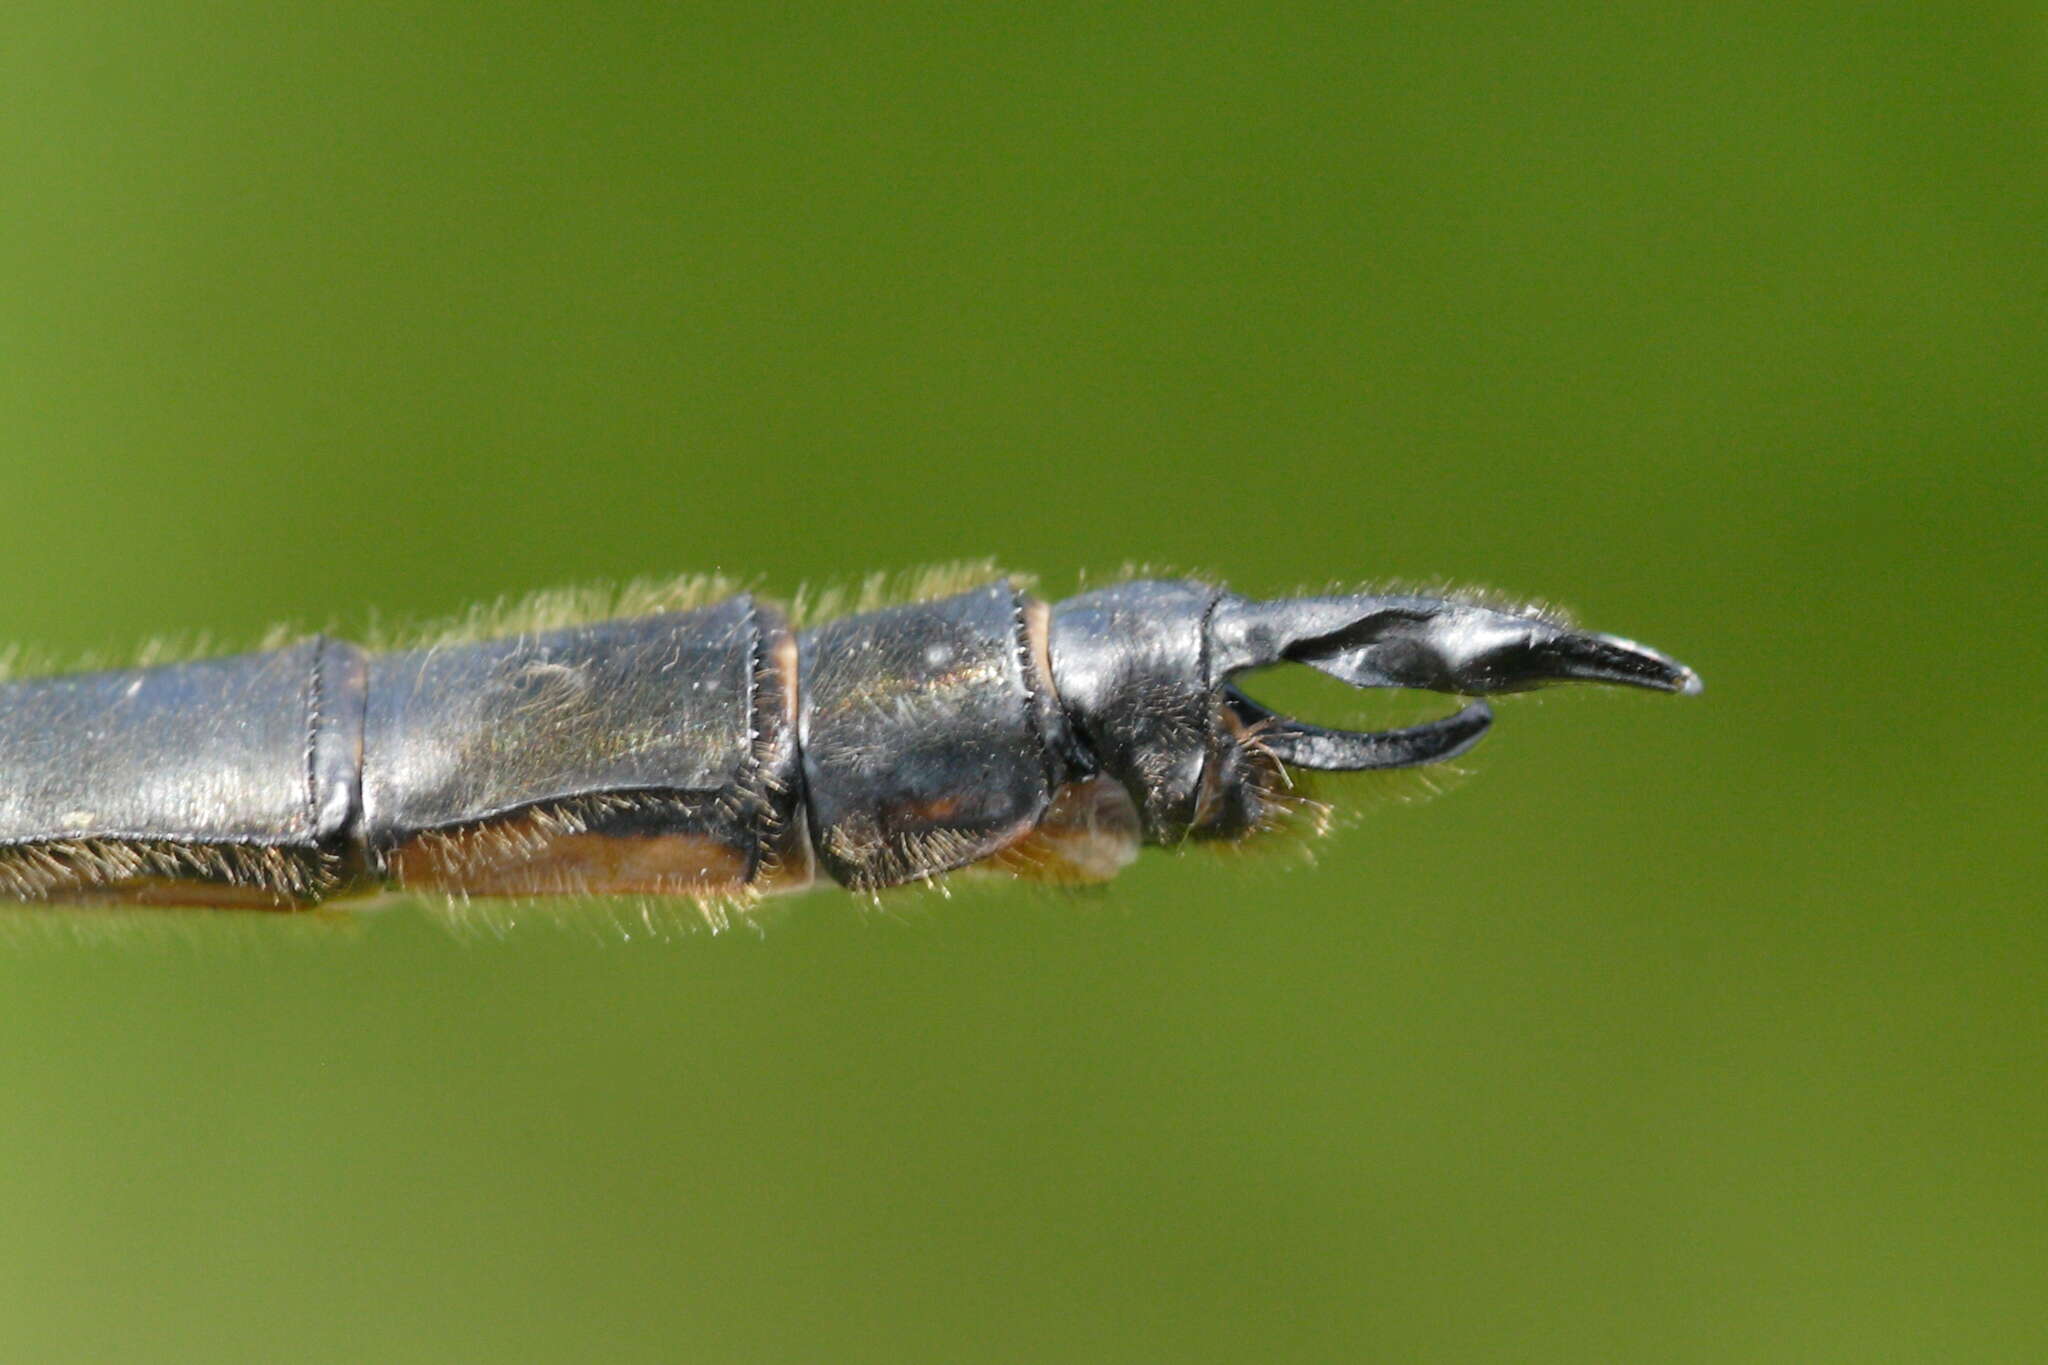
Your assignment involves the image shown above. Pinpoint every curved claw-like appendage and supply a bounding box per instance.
[1206,591,1700,771]
[1211,592,1701,696]
[1225,688,1494,772]
[1046,578,1699,841]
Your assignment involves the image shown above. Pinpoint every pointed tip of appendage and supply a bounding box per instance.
[1550,631,1702,698]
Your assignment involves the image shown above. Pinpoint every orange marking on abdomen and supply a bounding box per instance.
[390,819,753,898]
[977,776,1141,886]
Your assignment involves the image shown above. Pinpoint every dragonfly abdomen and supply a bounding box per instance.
[0,580,1106,909]
[0,573,1700,913]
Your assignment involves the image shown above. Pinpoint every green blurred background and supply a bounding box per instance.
[1,4,2042,1361]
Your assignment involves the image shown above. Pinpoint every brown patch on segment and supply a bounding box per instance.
[0,839,340,909]
[979,777,1142,886]
[1023,597,1057,701]
[770,629,801,728]
[900,795,968,822]
[738,615,813,900]
[390,814,752,898]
